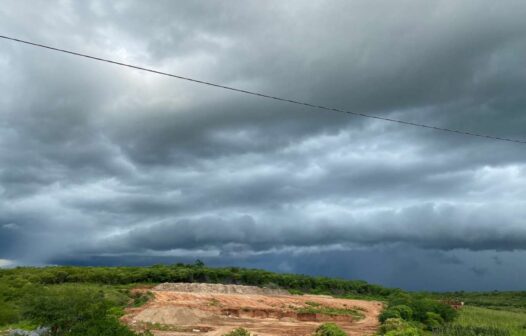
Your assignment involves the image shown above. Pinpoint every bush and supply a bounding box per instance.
[381,318,406,333]
[380,318,422,336]
[130,291,153,307]
[385,327,421,336]
[379,293,459,335]
[387,294,457,325]
[20,286,139,336]
[314,323,347,336]
[380,308,401,322]
[424,312,444,330]
[391,305,413,321]
[222,328,252,336]
[69,316,137,336]
[21,287,108,334]
[0,300,19,325]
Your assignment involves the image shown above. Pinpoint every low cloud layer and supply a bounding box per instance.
[1,1,526,290]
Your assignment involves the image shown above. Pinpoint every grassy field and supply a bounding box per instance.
[439,306,526,336]
[434,291,526,311]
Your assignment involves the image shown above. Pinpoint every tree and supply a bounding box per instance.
[21,287,137,336]
[0,300,19,325]
[390,305,413,321]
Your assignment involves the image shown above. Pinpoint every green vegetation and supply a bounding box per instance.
[0,262,395,335]
[0,276,151,335]
[222,327,252,336]
[435,291,526,312]
[0,263,484,336]
[208,298,222,307]
[432,306,526,336]
[380,318,422,335]
[17,286,150,336]
[220,325,352,336]
[0,263,393,297]
[433,325,511,336]
[23,287,114,334]
[297,305,364,319]
[314,323,347,336]
[129,291,154,307]
[426,291,526,336]
[378,293,457,333]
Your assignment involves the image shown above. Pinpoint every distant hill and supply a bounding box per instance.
[0,262,396,298]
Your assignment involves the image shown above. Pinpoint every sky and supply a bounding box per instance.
[1,0,526,291]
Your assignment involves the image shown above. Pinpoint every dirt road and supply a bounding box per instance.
[123,283,383,336]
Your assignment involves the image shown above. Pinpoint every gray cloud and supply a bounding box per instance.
[1,0,526,289]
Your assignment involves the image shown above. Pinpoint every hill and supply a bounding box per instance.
[0,263,456,336]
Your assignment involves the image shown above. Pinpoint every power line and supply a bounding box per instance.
[1,34,525,145]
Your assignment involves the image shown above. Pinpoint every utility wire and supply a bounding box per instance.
[1,34,525,145]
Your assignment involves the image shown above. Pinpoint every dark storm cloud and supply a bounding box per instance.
[1,0,526,289]
[91,202,526,254]
[48,247,526,292]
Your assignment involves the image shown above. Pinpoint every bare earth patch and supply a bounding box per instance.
[122,283,383,336]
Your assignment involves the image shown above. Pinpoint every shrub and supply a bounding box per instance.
[69,316,137,336]
[391,305,413,321]
[380,308,401,322]
[314,323,347,336]
[380,318,422,336]
[0,301,19,325]
[424,312,444,330]
[387,294,457,324]
[385,326,421,336]
[21,287,108,334]
[223,328,252,336]
[20,287,139,336]
[381,318,406,333]
[130,291,153,307]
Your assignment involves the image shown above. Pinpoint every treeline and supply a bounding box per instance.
[432,291,526,310]
[0,262,395,297]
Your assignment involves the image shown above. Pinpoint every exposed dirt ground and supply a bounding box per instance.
[122,283,383,336]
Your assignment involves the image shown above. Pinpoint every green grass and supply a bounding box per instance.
[434,291,526,311]
[0,320,37,335]
[445,306,526,336]
[296,305,364,319]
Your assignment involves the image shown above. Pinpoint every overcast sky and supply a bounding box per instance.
[1,0,526,291]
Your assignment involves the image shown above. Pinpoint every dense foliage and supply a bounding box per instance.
[0,263,460,336]
[297,302,363,318]
[0,263,393,297]
[378,293,458,334]
[313,323,347,336]
[379,318,422,336]
[20,287,138,336]
[0,262,396,334]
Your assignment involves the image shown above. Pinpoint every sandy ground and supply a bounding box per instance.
[123,284,383,336]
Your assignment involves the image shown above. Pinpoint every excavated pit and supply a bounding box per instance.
[123,283,383,336]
